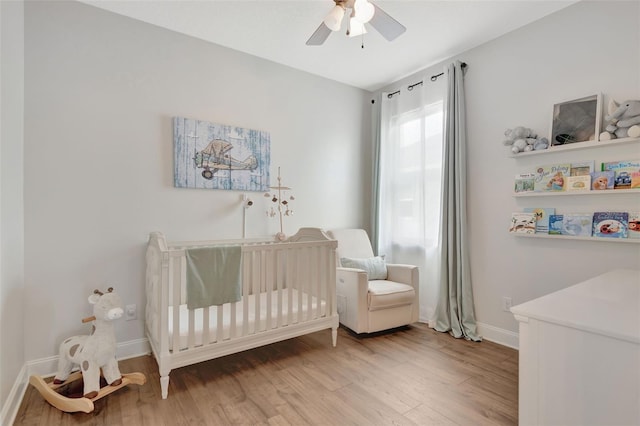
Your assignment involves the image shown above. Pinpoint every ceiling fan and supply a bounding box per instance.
[306,0,406,46]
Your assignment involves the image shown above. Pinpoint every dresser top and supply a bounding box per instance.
[511,269,640,344]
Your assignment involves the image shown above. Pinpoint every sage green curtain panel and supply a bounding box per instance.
[433,61,481,341]
[371,93,382,254]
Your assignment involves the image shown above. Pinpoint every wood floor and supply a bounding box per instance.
[14,324,518,425]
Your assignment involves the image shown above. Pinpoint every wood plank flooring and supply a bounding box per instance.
[14,324,518,425]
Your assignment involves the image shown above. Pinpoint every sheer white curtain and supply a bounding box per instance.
[378,79,444,323]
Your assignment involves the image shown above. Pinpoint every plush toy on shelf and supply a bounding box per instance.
[29,287,145,413]
[599,99,640,140]
[503,126,549,154]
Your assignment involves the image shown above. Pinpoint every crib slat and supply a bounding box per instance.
[216,305,223,342]
[285,249,296,324]
[203,307,210,345]
[241,252,249,337]
[188,309,195,348]
[251,250,259,334]
[316,247,322,318]
[300,248,305,323]
[276,249,283,328]
[171,256,182,353]
[297,248,304,323]
[250,252,260,333]
[313,247,322,319]
[313,246,320,319]
[265,250,273,330]
[306,248,313,321]
[230,300,237,340]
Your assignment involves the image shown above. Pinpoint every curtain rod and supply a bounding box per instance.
[381,61,468,101]
[407,81,423,91]
[431,62,467,81]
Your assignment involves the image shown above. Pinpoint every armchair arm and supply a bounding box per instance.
[386,264,420,324]
[386,264,419,288]
[335,267,369,333]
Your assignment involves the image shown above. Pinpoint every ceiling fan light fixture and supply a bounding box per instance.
[323,4,346,31]
[307,0,405,46]
[353,0,375,23]
[347,15,367,37]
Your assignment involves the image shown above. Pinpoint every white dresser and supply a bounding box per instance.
[511,269,640,426]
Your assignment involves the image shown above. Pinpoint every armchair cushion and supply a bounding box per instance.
[368,280,415,311]
[340,256,387,280]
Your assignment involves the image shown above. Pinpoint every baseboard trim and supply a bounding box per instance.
[419,318,519,350]
[476,321,519,349]
[26,337,151,378]
[0,364,28,426]
[115,338,151,362]
[26,354,59,379]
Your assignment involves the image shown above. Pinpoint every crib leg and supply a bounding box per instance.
[160,375,170,399]
[331,326,338,347]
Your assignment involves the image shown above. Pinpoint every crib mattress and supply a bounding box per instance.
[168,289,326,350]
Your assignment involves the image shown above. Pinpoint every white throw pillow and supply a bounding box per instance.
[340,256,387,280]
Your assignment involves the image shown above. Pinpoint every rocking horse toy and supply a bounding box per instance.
[29,287,146,413]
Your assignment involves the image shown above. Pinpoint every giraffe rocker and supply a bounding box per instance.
[29,288,146,413]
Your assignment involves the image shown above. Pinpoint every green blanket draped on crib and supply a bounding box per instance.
[185,245,242,309]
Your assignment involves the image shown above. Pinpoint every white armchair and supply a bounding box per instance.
[327,229,419,334]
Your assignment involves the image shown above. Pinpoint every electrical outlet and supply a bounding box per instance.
[125,304,137,321]
[502,297,512,312]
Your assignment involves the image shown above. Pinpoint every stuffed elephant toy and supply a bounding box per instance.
[600,99,640,140]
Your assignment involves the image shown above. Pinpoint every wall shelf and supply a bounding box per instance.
[514,189,640,198]
[511,133,638,240]
[512,233,640,244]
[509,136,640,158]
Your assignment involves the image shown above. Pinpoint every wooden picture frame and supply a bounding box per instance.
[551,94,601,146]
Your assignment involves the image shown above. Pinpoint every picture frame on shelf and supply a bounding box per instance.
[551,94,601,146]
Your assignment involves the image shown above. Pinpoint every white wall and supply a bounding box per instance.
[23,1,371,362]
[378,0,640,345]
[0,0,26,419]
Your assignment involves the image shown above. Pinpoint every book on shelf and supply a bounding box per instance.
[561,213,593,236]
[629,212,640,239]
[509,212,536,234]
[601,159,640,189]
[548,215,564,235]
[590,171,615,190]
[570,160,595,176]
[533,163,571,192]
[566,175,591,191]
[523,207,555,233]
[514,173,535,193]
[631,172,640,189]
[592,212,629,238]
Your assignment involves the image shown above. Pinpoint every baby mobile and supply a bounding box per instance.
[264,167,295,241]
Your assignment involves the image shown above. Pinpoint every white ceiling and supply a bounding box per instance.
[79,0,579,92]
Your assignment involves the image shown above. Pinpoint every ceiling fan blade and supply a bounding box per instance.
[369,3,406,41]
[306,22,332,46]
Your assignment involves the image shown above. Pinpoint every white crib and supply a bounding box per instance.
[145,227,338,399]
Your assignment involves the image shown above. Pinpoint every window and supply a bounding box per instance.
[381,101,443,248]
